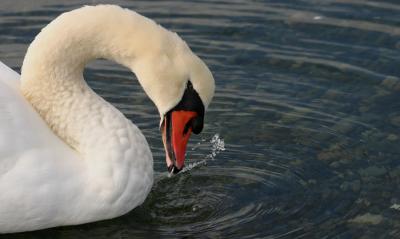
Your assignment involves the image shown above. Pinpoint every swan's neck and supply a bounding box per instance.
[20,5,173,152]
[19,6,162,202]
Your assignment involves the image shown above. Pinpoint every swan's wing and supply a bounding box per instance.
[0,61,80,175]
[0,61,90,232]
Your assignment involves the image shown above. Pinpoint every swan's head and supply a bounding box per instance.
[161,80,207,174]
[131,31,215,174]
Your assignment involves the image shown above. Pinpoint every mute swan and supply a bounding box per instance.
[0,5,214,233]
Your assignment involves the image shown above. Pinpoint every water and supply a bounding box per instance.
[1,0,400,238]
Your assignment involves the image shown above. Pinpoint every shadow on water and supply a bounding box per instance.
[1,0,400,238]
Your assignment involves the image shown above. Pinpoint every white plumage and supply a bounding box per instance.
[0,5,214,233]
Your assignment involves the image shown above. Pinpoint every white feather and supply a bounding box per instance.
[0,4,214,233]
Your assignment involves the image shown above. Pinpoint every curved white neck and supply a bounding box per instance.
[20,5,180,154]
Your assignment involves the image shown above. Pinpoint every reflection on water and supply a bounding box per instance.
[1,0,400,238]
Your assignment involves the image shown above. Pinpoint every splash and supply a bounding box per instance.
[206,134,226,160]
[171,134,225,175]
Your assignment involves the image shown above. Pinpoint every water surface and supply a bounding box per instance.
[1,0,400,238]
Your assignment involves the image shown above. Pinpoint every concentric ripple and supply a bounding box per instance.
[129,141,363,238]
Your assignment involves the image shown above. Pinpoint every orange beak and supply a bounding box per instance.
[162,110,198,174]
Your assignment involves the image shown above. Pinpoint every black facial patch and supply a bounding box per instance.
[167,81,205,134]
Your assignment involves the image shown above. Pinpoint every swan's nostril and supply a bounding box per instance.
[183,119,193,136]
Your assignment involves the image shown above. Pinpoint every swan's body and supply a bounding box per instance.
[0,5,214,233]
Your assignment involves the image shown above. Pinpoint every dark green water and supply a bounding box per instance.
[1,0,400,238]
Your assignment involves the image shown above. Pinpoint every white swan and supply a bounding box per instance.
[0,5,214,233]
